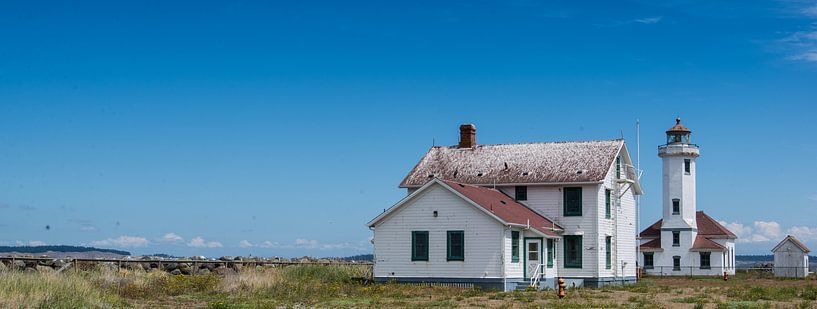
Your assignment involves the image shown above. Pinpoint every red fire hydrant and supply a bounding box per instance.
[557,278,566,299]
[723,271,729,281]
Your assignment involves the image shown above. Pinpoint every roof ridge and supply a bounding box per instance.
[434,139,624,148]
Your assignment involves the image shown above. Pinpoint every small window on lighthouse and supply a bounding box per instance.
[684,159,691,174]
[672,199,680,215]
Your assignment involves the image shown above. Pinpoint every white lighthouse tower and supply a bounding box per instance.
[639,118,737,276]
[659,118,698,231]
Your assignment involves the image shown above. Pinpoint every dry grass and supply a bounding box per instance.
[0,270,125,308]
[2,266,817,308]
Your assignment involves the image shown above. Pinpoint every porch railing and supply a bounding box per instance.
[530,263,545,288]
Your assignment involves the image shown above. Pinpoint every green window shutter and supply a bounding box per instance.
[447,231,464,261]
[411,231,428,261]
[564,235,582,268]
[546,239,554,268]
[605,189,611,219]
[605,236,612,269]
[511,231,520,262]
[616,156,621,179]
[563,187,582,216]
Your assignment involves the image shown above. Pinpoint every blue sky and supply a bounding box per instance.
[1,1,816,256]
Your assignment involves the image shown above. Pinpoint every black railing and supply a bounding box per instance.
[641,266,811,278]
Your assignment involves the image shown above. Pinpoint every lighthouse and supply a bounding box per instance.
[639,118,737,276]
[659,118,699,231]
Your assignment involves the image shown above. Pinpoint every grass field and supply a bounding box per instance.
[1,265,817,308]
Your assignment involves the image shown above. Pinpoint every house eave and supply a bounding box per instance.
[400,180,605,189]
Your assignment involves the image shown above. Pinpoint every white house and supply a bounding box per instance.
[368,124,642,291]
[638,118,737,276]
[772,235,811,278]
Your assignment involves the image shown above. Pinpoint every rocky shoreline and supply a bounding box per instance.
[0,255,369,275]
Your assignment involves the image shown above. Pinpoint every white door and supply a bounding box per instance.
[525,239,542,279]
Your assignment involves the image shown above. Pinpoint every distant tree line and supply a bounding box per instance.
[0,245,130,256]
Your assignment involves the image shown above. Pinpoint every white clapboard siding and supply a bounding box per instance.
[597,150,638,278]
[373,185,504,278]
[555,184,601,278]
[504,228,524,278]
[774,240,809,278]
[500,183,603,278]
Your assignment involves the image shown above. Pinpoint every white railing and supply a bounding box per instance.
[530,264,545,288]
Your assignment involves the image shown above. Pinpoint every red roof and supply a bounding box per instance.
[639,220,662,238]
[640,238,662,251]
[691,235,726,251]
[696,211,737,238]
[440,179,562,237]
[666,117,691,133]
[639,211,736,239]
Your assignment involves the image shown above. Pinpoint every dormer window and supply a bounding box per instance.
[672,199,680,215]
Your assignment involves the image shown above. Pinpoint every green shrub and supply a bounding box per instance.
[803,285,817,301]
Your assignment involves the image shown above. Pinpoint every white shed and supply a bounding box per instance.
[772,235,811,278]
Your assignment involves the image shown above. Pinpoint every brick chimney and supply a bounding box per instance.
[459,124,476,148]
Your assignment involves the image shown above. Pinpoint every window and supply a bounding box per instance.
[643,253,654,269]
[527,242,539,262]
[672,231,680,247]
[673,256,681,271]
[511,231,520,262]
[684,159,691,174]
[605,189,612,219]
[564,235,582,268]
[515,186,527,201]
[447,231,464,261]
[547,239,555,268]
[563,187,582,216]
[605,236,612,270]
[672,199,680,215]
[615,156,621,179]
[411,231,429,261]
[700,252,711,269]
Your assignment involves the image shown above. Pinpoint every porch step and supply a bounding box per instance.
[515,281,532,291]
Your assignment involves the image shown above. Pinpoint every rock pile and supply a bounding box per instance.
[0,255,361,275]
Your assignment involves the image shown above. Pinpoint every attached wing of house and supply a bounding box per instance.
[368,178,563,237]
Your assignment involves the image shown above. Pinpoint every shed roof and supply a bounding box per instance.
[400,140,626,188]
[772,235,811,253]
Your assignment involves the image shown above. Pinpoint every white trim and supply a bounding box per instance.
[366,179,441,227]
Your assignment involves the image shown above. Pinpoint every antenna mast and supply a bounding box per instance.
[635,119,641,273]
